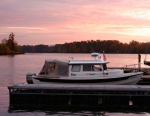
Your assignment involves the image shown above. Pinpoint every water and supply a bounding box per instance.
[0,53,150,116]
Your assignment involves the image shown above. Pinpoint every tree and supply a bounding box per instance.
[0,43,10,54]
[6,33,15,53]
[129,40,140,53]
[0,33,19,54]
[5,33,19,53]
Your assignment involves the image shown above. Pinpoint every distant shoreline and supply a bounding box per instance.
[0,52,24,55]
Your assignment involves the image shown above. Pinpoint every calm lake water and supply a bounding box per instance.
[0,53,150,116]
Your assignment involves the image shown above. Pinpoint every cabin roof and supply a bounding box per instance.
[45,59,109,65]
[45,59,69,63]
[69,60,109,64]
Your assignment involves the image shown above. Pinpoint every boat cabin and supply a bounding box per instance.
[38,59,109,78]
[69,60,108,77]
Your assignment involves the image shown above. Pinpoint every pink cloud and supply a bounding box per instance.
[0,0,150,45]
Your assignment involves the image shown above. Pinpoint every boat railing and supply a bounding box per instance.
[123,64,139,73]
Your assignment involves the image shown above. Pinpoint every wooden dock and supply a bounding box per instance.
[8,83,150,111]
[137,75,150,85]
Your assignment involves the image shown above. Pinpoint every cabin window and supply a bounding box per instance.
[71,65,80,72]
[58,64,68,76]
[47,63,56,73]
[93,65,102,71]
[83,65,93,71]
[39,62,56,75]
[39,65,46,75]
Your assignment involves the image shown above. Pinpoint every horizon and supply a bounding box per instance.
[20,39,147,46]
[0,0,150,45]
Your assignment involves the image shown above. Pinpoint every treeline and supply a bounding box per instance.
[0,33,20,55]
[1,33,149,54]
[20,40,150,54]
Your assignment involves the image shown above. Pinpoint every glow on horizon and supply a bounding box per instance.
[0,0,150,45]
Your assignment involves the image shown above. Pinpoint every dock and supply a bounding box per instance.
[109,67,150,75]
[8,83,150,111]
[137,75,150,85]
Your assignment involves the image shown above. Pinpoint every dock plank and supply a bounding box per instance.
[8,84,150,92]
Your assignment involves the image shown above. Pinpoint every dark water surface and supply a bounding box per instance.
[0,53,150,116]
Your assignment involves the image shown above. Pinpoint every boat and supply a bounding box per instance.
[144,60,150,66]
[26,53,143,85]
[144,42,150,66]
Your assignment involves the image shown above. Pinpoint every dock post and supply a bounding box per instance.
[138,54,141,71]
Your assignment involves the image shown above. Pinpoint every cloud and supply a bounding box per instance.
[0,0,150,45]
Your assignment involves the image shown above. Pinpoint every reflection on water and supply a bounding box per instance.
[0,53,150,115]
[7,107,150,116]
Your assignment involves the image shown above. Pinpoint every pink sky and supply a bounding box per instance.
[0,0,150,45]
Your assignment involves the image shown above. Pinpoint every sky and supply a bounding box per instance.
[0,0,150,45]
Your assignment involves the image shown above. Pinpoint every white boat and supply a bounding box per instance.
[26,53,143,85]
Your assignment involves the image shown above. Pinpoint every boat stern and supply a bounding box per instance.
[26,72,36,84]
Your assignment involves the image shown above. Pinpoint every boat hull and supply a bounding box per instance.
[32,72,143,85]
